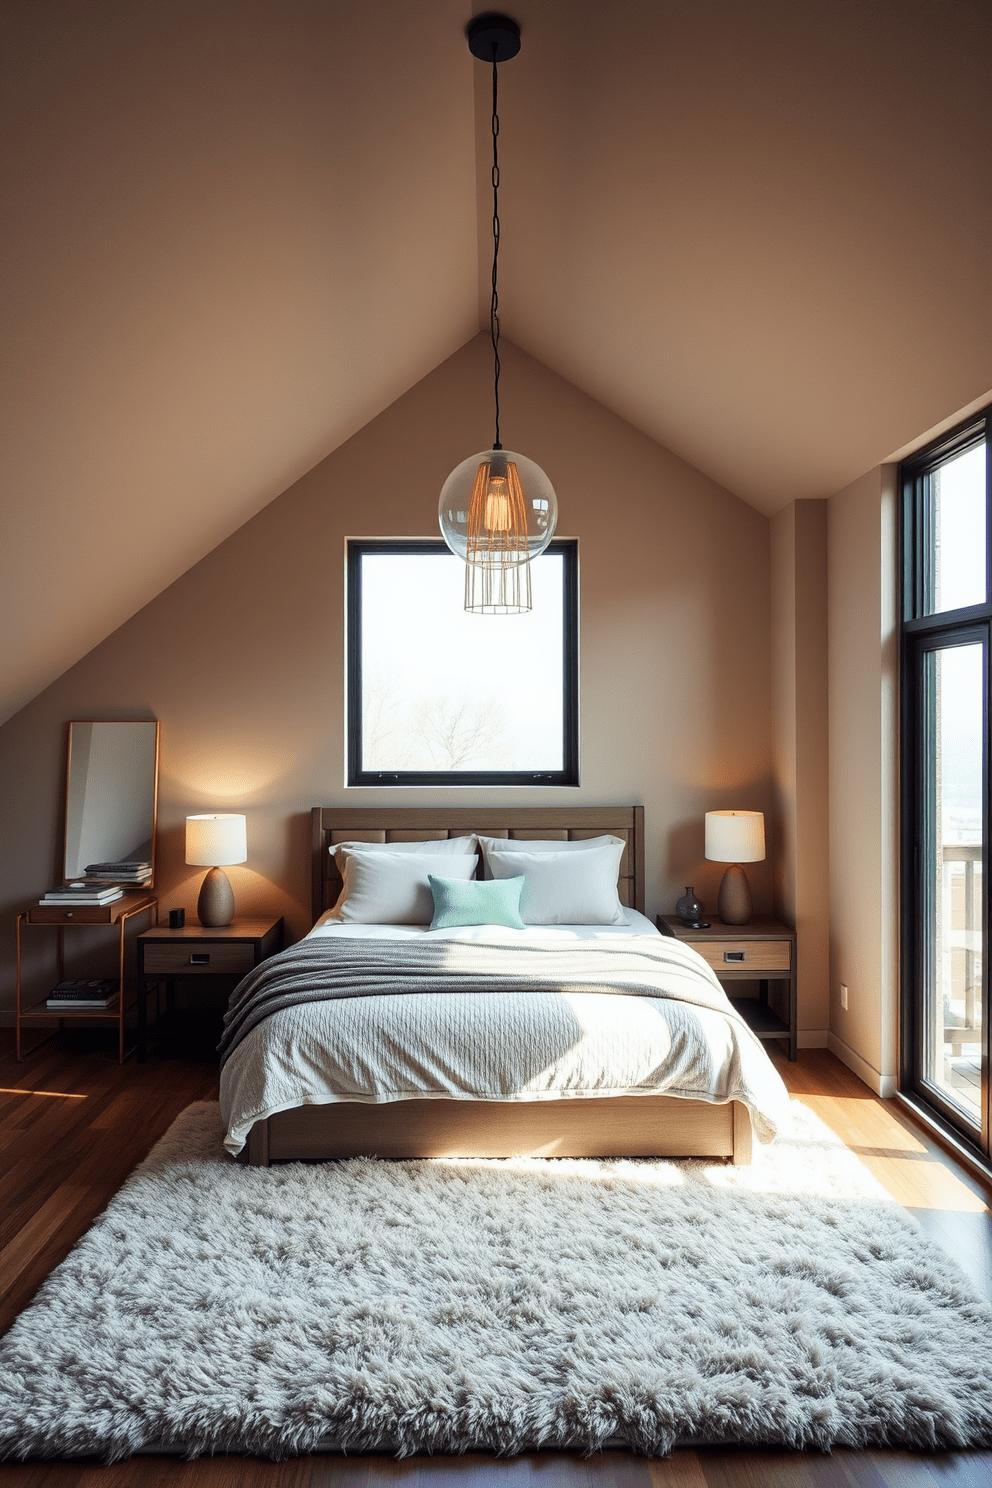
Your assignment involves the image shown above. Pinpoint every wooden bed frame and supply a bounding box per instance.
[245,806,752,1166]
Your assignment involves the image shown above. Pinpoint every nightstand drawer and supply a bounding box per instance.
[29,904,122,924]
[694,940,791,972]
[142,942,256,975]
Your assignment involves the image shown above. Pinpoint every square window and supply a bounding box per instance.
[346,540,578,786]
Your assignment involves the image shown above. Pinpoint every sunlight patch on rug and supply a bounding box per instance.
[0,1100,989,1462]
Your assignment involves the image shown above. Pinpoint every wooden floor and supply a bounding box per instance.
[1,1032,990,1487]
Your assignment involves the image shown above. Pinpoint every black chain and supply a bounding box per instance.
[490,48,502,450]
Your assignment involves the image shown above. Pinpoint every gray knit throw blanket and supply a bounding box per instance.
[217,933,746,1067]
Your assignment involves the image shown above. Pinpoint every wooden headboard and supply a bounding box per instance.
[311,806,645,924]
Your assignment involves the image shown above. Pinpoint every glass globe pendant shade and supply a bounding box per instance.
[439,447,559,614]
[438,448,558,567]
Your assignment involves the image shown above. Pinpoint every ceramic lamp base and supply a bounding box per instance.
[197,866,235,927]
[717,864,752,925]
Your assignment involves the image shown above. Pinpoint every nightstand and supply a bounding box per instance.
[136,917,283,1062]
[656,914,797,1060]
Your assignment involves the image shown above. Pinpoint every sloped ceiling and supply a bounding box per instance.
[2,0,990,725]
[0,0,479,726]
[494,0,992,510]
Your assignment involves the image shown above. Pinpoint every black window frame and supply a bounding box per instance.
[899,403,991,1158]
[346,538,579,788]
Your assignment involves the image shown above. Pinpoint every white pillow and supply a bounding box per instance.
[331,836,477,868]
[477,833,625,880]
[329,837,477,916]
[334,849,479,925]
[484,842,626,925]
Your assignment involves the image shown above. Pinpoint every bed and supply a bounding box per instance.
[220,807,790,1167]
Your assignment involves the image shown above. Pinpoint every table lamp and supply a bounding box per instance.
[705,810,765,925]
[186,814,247,927]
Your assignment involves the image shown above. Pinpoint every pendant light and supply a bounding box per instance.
[438,13,558,614]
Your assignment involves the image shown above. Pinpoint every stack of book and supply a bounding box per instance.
[46,978,119,1009]
[40,883,124,907]
[84,860,152,885]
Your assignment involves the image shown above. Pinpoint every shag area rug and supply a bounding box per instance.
[1,1101,990,1462]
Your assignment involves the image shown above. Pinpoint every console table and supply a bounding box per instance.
[15,891,158,1062]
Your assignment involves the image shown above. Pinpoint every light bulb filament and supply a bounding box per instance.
[484,476,512,531]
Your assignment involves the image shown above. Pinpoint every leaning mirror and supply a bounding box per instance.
[63,721,160,886]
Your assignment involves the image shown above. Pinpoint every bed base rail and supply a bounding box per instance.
[247,1096,752,1167]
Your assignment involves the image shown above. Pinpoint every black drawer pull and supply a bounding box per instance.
[190,953,210,965]
[724,950,745,962]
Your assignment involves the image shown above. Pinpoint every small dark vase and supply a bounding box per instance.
[675,886,704,926]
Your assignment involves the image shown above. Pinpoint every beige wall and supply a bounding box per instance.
[771,506,798,924]
[0,337,775,1017]
[826,465,900,1094]
[771,500,830,1044]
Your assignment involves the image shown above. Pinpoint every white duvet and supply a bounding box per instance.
[219,910,790,1156]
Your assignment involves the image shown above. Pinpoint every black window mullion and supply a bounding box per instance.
[903,600,991,637]
[345,540,364,781]
[900,402,990,1160]
[983,624,992,1152]
[907,623,989,1139]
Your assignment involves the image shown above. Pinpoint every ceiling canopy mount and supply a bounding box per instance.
[466,13,521,64]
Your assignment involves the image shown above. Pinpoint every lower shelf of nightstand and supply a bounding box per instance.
[731,997,791,1042]
[143,1008,225,1059]
[21,997,126,1020]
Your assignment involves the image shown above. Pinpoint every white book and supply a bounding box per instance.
[45,887,120,898]
[44,887,122,898]
[42,886,124,898]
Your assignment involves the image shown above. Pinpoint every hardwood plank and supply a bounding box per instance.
[1,1083,124,1201]
[686,1448,992,1486]
[0,1070,217,1260]
[0,1033,219,1331]
[0,1450,981,1488]
[0,1182,88,1295]
[0,1467,91,1487]
[773,1048,992,1302]
[88,1088,145,1131]
[868,1452,992,1487]
[647,1453,709,1488]
[0,1070,92,1135]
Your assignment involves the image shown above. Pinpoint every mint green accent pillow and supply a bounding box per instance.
[428,873,526,931]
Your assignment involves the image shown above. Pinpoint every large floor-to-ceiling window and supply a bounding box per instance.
[901,406,990,1162]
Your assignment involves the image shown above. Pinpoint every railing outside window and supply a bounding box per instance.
[936,843,983,1118]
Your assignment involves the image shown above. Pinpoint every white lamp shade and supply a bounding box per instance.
[186,813,247,867]
[705,810,765,863]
